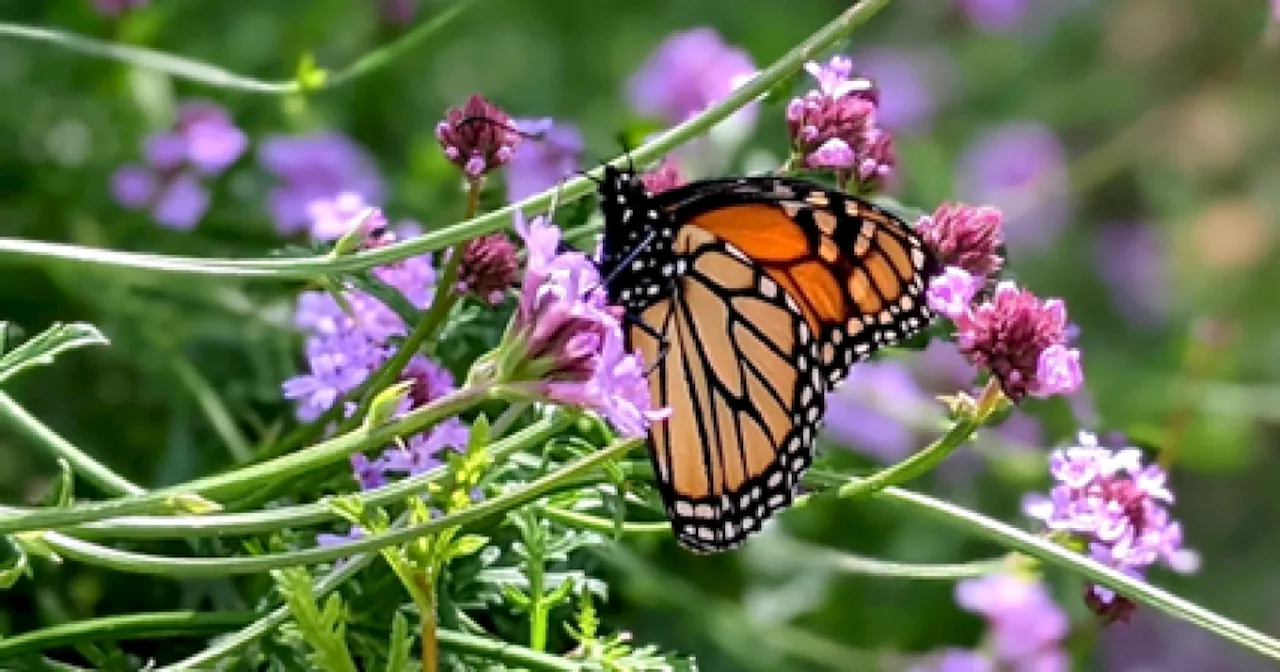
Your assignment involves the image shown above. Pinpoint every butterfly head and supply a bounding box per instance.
[595,164,679,311]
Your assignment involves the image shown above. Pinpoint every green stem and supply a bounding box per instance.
[836,418,977,501]
[768,536,1005,580]
[0,0,482,95]
[0,0,894,280]
[30,438,642,577]
[0,392,144,497]
[0,611,257,658]
[538,506,670,536]
[825,476,1280,661]
[0,385,490,535]
[33,417,564,540]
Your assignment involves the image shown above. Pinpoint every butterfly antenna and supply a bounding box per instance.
[455,116,547,141]
[599,229,658,289]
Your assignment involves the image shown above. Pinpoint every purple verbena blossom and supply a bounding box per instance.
[283,215,437,423]
[639,158,687,195]
[956,122,1070,252]
[506,119,583,203]
[918,202,1006,279]
[456,234,519,305]
[926,266,984,321]
[400,354,456,410]
[786,56,895,191]
[626,27,758,126]
[308,191,375,242]
[955,572,1070,670]
[317,525,366,548]
[1024,432,1200,624]
[259,131,384,237]
[381,417,470,476]
[497,213,668,437]
[436,94,523,179]
[110,100,246,231]
[953,281,1084,401]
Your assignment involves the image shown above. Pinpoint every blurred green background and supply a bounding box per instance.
[1,0,1279,669]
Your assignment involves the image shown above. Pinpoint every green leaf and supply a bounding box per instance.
[501,584,532,611]
[272,567,360,672]
[543,575,577,607]
[446,534,489,561]
[384,611,414,672]
[0,322,108,386]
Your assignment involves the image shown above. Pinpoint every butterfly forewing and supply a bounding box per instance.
[598,168,939,553]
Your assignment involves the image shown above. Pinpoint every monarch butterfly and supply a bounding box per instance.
[595,165,940,553]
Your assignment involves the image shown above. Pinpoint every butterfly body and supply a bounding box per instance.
[596,165,938,552]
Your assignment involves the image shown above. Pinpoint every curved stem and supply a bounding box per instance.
[0,0,894,280]
[31,438,642,577]
[539,506,671,536]
[0,385,490,535]
[15,417,564,540]
[0,0,481,95]
[833,477,1280,661]
[0,611,257,658]
[0,392,144,497]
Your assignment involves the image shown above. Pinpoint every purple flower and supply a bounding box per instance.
[499,214,668,437]
[400,355,456,409]
[456,234,519,305]
[436,95,523,179]
[381,417,470,476]
[853,48,953,133]
[282,332,389,422]
[307,191,374,242]
[956,122,1070,252]
[317,525,366,547]
[90,0,149,17]
[626,27,757,126]
[954,281,1082,401]
[1094,223,1169,328]
[955,572,1069,669]
[918,202,1006,279]
[1023,432,1200,623]
[110,100,245,230]
[639,158,687,195]
[350,454,388,490]
[927,266,984,320]
[785,56,894,190]
[956,0,1034,33]
[150,172,210,231]
[259,131,384,237]
[506,119,583,203]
